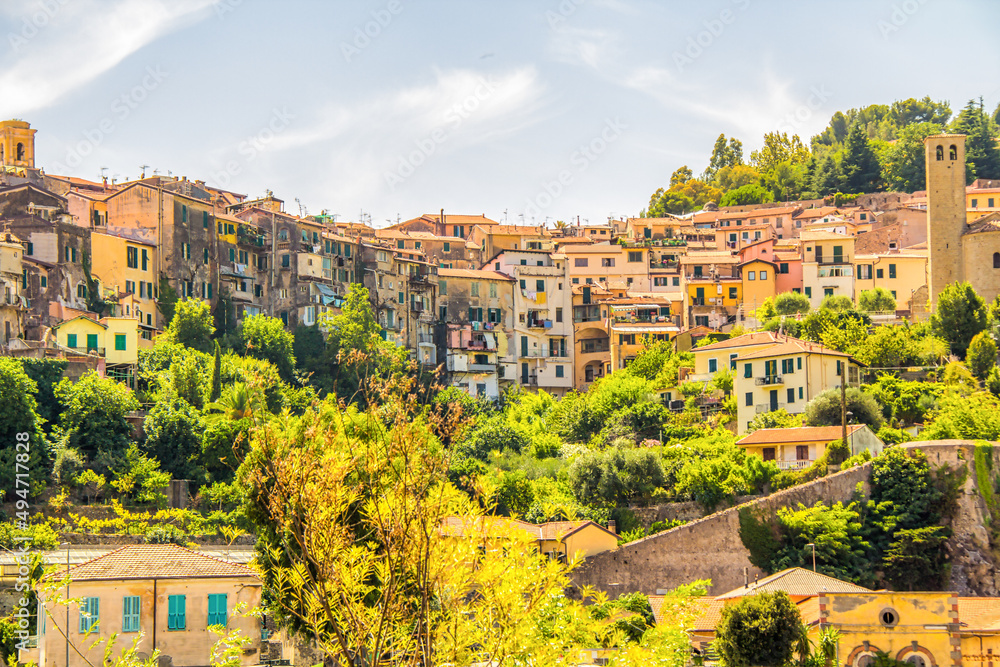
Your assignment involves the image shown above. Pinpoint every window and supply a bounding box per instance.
[779,262,788,274]
[876,268,884,279]
[729,287,737,299]
[745,392,753,407]
[141,248,148,271]
[973,198,979,208]
[536,279,545,292]
[949,144,957,160]
[414,241,422,249]
[627,251,642,262]
[744,362,752,379]
[122,595,140,632]
[760,270,767,280]
[555,365,564,378]
[168,595,186,630]
[601,257,615,268]
[935,145,944,160]
[471,282,480,297]
[181,205,187,223]
[468,308,483,322]
[787,388,795,404]
[799,386,803,399]
[804,286,812,298]
[207,594,228,627]
[796,445,809,461]
[708,358,718,373]
[202,211,209,229]
[672,277,680,286]
[79,597,99,633]
[888,264,896,279]
[991,198,996,208]
[282,254,290,268]
[443,241,450,252]
[858,264,871,280]
[77,284,87,299]
[747,271,755,281]
[115,333,126,351]
[127,246,138,268]
[879,607,899,627]
[67,333,77,348]
[574,258,588,267]
[439,280,447,296]
[229,248,236,262]
[556,307,563,323]
[836,359,843,376]
[994,252,1000,269]
[41,275,47,288]
[694,266,703,277]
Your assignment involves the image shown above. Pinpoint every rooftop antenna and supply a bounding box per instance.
[139,164,149,179]
[99,167,108,181]
[503,208,508,223]
[295,197,307,217]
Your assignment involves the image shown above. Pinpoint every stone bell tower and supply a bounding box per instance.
[0,120,36,169]
[924,134,966,307]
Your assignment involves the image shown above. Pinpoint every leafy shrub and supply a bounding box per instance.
[53,448,84,487]
[145,524,187,545]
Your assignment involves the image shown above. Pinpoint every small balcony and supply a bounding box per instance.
[68,346,105,356]
[755,375,783,386]
[816,255,846,265]
[755,402,789,414]
[772,459,813,470]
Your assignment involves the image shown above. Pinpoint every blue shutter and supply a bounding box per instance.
[123,595,139,632]
[80,597,99,633]
[168,595,186,630]
[208,594,227,626]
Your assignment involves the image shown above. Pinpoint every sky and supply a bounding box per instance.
[2,0,999,228]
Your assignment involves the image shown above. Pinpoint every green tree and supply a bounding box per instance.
[55,371,139,469]
[859,288,897,312]
[110,443,169,506]
[966,331,998,380]
[932,281,987,357]
[745,408,803,434]
[720,183,773,207]
[880,122,943,192]
[774,292,811,315]
[18,358,67,432]
[882,525,951,591]
[156,275,179,326]
[715,591,801,667]
[458,415,530,461]
[749,132,810,172]
[323,284,409,400]
[0,358,49,499]
[161,297,215,353]
[237,314,296,382]
[201,418,252,483]
[921,390,1000,440]
[812,155,844,197]
[950,98,1000,181]
[705,134,744,179]
[210,341,222,401]
[842,122,881,193]
[212,286,237,342]
[820,294,855,312]
[143,397,205,482]
[804,387,884,431]
[772,501,872,583]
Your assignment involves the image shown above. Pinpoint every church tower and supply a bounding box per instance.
[0,120,36,169]
[925,134,966,306]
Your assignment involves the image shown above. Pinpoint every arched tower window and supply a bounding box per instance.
[16,143,24,161]
[993,252,1000,269]
[935,146,944,161]
[950,145,958,160]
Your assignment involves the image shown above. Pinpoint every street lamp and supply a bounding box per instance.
[60,542,70,667]
[805,542,816,572]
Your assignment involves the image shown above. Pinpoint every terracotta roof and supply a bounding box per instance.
[736,340,855,362]
[680,253,739,264]
[716,567,871,600]
[772,252,801,261]
[694,331,778,352]
[958,597,1000,631]
[964,212,1000,236]
[479,224,550,236]
[737,424,866,447]
[439,516,615,541]
[438,268,514,281]
[59,544,257,581]
[794,206,841,220]
[800,230,853,242]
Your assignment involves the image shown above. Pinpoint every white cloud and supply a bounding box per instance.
[254,67,548,202]
[0,0,216,118]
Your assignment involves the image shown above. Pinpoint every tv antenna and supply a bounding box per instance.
[140,164,150,179]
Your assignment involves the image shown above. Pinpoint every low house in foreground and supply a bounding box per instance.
[736,424,884,470]
[440,516,619,561]
[29,544,266,667]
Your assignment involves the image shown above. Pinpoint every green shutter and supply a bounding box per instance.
[79,597,99,633]
[115,334,126,351]
[86,334,98,351]
[123,595,140,632]
[744,362,752,378]
[203,211,209,228]
[67,333,77,348]
[208,594,227,626]
[168,595,186,630]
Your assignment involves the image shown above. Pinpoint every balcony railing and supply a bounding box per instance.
[68,346,105,355]
[772,459,813,470]
[417,333,435,344]
[755,402,788,414]
[816,255,846,265]
[755,375,783,386]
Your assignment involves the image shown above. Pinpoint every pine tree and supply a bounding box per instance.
[842,122,881,193]
[952,98,1000,181]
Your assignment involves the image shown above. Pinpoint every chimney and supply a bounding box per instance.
[608,520,616,534]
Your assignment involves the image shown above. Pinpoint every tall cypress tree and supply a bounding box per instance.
[210,341,222,402]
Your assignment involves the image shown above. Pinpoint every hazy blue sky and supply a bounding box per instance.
[3,0,999,227]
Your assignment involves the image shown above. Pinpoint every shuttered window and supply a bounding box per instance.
[167,595,186,630]
[122,596,140,632]
[207,594,227,627]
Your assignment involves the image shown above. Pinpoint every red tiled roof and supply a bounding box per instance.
[737,424,866,447]
[59,545,257,581]
[959,597,1000,631]
[693,331,778,352]
[716,567,871,600]
[438,268,514,281]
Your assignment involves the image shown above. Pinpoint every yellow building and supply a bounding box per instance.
[30,545,264,667]
[735,424,884,470]
[732,336,862,434]
[606,297,680,373]
[689,331,782,382]
[801,230,856,308]
[52,315,141,385]
[853,250,928,311]
[966,187,1000,222]
[440,516,619,561]
[0,230,25,344]
[0,119,36,168]
[90,232,158,332]
[738,258,777,315]
[663,568,1000,667]
[563,242,652,291]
